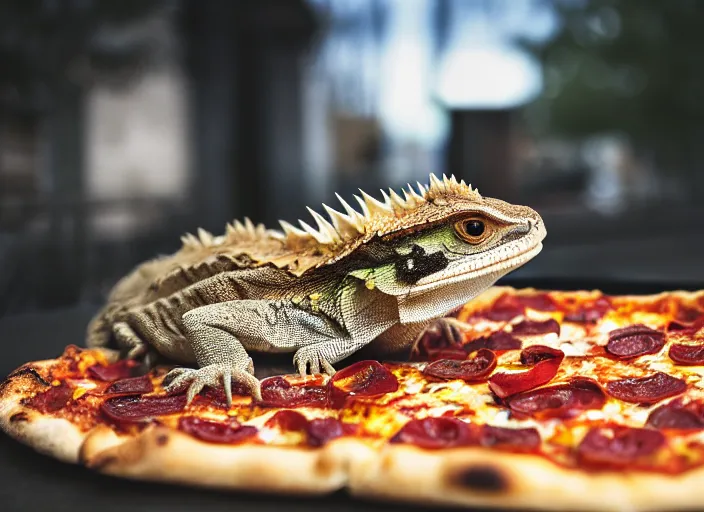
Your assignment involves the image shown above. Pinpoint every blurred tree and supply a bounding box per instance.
[523,0,704,187]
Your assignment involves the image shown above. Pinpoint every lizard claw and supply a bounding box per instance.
[126,344,147,359]
[125,346,160,369]
[411,317,471,352]
[293,347,336,377]
[112,323,159,369]
[163,364,262,406]
[436,317,470,346]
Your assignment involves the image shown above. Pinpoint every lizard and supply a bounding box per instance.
[86,173,546,406]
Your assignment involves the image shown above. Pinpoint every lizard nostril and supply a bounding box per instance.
[509,223,531,237]
[518,221,532,235]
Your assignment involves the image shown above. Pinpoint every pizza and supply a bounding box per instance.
[2,286,704,511]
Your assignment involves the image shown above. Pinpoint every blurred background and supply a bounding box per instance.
[1,0,704,317]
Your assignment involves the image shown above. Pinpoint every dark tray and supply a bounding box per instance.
[1,278,701,512]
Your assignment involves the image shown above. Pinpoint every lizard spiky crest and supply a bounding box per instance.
[177,173,483,275]
[278,173,480,251]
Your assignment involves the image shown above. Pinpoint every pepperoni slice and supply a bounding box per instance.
[259,376,329,408]
[178,417,257,444]
[306,418,357,447]
[104,375,154,395]
[390,417,476,449]
[328,360,398,408]
[507,378,606,419]
[23,384,74,413]
[484,331,523,350]
[667,321,691,332]
[511,319,560,336]
[101,394,188,422]
[465,331,522,353]
[486,294,525,321]
[516,293,557,311]
[426,348,470,361]
[423,349,497,382]
[669,343,704,365]
[87,360,140,382]
[605,324,664,359]
[197,385,250,409]
[519,345,564,365]
[265,410,355,446]
[647,402,704,430]
[675,305,703,324]
[665,305,704,332]
[672,306,704,333]
[564,297,612,323]
[480,425,541,452]
[577,426,665,467]
[488,346,564,398]
[606,372,687,405]
[412,322,464,361]
[265,410,309,431]
[667,318,704,333]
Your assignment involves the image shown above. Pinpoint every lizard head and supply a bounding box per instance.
[339,175,546,323]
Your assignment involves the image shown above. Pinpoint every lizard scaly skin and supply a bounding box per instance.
[86,174,546,405]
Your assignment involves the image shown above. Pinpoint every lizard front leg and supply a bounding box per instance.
[162,300,356,406]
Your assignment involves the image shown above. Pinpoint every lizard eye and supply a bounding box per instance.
[464,220,485,236]
[454,218,490,244]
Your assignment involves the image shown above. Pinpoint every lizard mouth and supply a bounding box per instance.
[406,236,544,296]
[393,241,544,323]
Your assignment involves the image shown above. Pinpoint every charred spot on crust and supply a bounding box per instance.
[450,464,509,493]
[6,367,51,388]
[314,451,337,478]
[155,433,169,446]
[9,412,29,423]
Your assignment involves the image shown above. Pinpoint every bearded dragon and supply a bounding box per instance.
[87,174,546,405]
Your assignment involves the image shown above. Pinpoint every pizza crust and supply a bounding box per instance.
[79,424,364,494]
[42,418,704,512]
[0,361,361,495]
[0,348,121,464]
[348,444,704,512]
[0,366,87,463]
